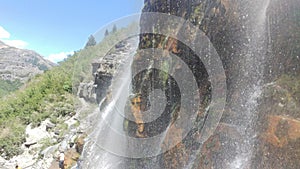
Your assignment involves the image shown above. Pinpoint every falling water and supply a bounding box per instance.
[79,1,272,168]
[80,38,138,169]
[229,0,270,168]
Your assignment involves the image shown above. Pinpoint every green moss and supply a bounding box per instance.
[161,60,170,86]
[277,74,300,104]
[190,3,204,25]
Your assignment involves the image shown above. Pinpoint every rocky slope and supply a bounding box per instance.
[0,40,55,83]
[75,38,138,104]
[92,38,138,103]
[0,98,92,169]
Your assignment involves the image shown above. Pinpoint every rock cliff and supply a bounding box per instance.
[124,0,300,168]
[93,38,138,103]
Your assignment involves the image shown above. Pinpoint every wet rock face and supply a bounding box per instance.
[265,0,300,79]
[197,123,242,169]
[132,0,243,138]
[252,80,300,169]
[261,115,300,148]
[126,0,228,168]
[200,80,300,168]
[128,0,300,168]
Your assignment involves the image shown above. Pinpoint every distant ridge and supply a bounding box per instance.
[0,40,55,83]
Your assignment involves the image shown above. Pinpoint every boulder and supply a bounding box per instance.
[75,135,86,154]
[63,148,80,169]
[77,82,97,103]
[46,122,55,131]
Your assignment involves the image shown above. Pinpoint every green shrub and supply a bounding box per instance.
[0,118,25,159]
[0,79,22,98]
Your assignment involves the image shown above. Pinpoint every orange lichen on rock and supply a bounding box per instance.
[162,125,183,149]
[130,95,145,137]
[198,123,242,169]
[63,148,80,169]
[75,135,86,154]
[162,125,188,169]
[164,37,180,54]
[262,115,300,147]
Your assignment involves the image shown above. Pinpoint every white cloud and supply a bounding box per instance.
[0,26,28,49]
[0,26,10,39]
[46,51,74,63]
[2,39,28,49]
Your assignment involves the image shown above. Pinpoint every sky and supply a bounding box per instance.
[0,0,144,63]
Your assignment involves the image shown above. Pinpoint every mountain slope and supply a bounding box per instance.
[0,40,55,97]
[0,40,55,83]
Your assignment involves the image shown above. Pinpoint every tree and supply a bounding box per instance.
[112,24,117,33]
[104,29,109,37]
[85,35,97,48]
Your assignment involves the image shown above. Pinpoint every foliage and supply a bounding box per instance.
[84,35,97,48]
[0,59,75,159]
[105,29,109,37]
[0,118,25,159]
[0,79,22,98]
[112,24,117,33]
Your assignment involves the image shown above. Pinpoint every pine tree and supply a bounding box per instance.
[104,29,109,37]
[112,24,117,33]
[85,35,97,48]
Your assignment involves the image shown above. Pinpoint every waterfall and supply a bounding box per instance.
[229,0,270,168]
[78,1,272,168]
[80,38,138,169]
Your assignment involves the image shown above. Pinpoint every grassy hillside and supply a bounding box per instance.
[0,60,74,158]
[0,79,22,98]
[0,23,138,159]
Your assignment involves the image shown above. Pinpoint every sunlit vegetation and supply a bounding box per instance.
[0,23,138,159]
[0,79,22,98]
[0,60,74,158]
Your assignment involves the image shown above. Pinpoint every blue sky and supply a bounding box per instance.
[0,0,143,63]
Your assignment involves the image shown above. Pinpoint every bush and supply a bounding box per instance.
[0,119,25,159]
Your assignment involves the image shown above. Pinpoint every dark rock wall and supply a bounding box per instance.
[93,39,137,103]
[126,0,300,168]
[265,0,300,80]
[127,0,230,168]
[76,82,96,103]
